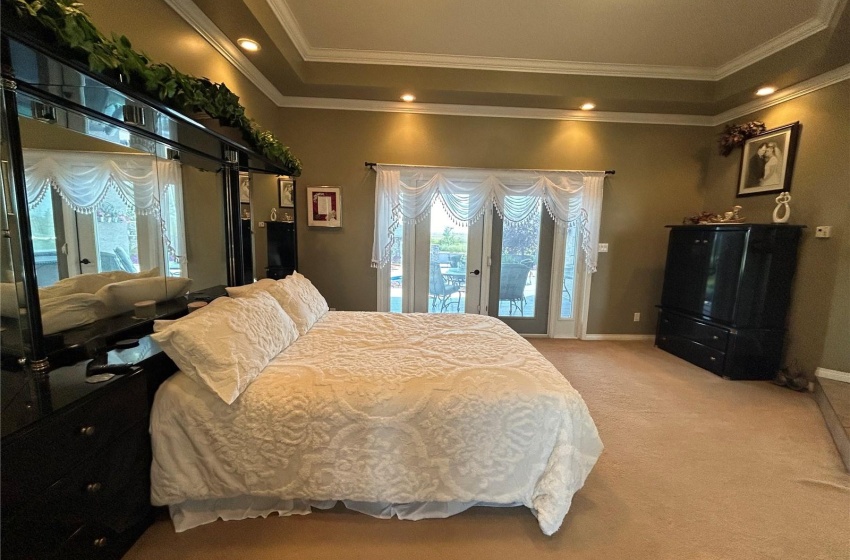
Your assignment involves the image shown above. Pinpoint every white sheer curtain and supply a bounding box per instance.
[372,164,606,272]
[23,149,186,264]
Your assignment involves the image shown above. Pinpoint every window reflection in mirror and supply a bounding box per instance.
[2,97,229,353]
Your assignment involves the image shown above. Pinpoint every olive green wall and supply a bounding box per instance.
[81,0,280,133]
[701,81,850,374]
[274,108,708,328]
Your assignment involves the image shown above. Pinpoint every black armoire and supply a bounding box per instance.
[266,221,298,279]
[656,224,803,380]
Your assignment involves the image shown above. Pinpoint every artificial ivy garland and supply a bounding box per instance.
[2,0,302,176]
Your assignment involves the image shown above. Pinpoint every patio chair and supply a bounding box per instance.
[429,261,462,312]
[499,263,531,315]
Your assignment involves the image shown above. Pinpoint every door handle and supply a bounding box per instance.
[469,269,480,276]
[80,258,92,265]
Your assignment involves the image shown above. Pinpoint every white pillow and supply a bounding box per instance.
[41,293,106,335]
[97,276,192,314]
[290,271,330,319]
[271,275,328,335]
[225,278,276,298]
[151,291,298,404]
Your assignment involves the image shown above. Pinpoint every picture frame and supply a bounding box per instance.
[239,173,250,203]
[306,186,341,228]
[736,122,800,197]
[278,177,295,208]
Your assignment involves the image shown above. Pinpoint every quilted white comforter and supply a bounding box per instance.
[150,312,603,535]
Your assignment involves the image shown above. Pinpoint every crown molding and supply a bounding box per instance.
[162,0,288,106]
[713,0,843,79]
[267,0,842,81]
[264,0,313,59]
[711,62,850,125]
[276,96,715,126]
[302,48,716,81]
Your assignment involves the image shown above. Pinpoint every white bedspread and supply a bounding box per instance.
[150,312,603,535]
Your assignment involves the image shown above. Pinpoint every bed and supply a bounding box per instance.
[149,284,602,536]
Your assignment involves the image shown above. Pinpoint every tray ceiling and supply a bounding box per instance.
[169,0,850,118]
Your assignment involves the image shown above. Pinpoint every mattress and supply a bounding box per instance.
[150,311,603,535]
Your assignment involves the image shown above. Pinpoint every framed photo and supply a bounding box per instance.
[239,173,250,203]
[737,122,800,197]
[307,186,341,228]
[278,177,295,208]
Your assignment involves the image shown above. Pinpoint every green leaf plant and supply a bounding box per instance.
[3,0,302,175]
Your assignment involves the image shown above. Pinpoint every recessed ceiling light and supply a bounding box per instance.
[756,86,776,96]
[401,94,416,102]
[237,38,260,52]
[580,102,595,111]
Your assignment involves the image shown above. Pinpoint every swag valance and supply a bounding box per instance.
[372,164,605,272]
[23,149,182,215]
[23,149,186,263]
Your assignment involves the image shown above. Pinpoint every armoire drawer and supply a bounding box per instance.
[656,333,726,375]
[658,311,729,351]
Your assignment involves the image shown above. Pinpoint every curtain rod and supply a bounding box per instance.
[365,162,615,175]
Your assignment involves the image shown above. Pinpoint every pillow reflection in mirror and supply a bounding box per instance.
[97,276,192,314]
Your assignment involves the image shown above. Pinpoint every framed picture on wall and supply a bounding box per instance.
[307,186,341,227]
[239,173,250,203]
[737,122,801,197]
[278,177,295,208]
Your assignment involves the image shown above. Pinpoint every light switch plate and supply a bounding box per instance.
[259,222,266,228]
[598,243,609,252]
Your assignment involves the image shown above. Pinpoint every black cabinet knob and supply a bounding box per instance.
[93,537,107,548]
[86,482,102,493]
[80,426,96,437]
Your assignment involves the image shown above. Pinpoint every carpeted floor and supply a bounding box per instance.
[125,341,850,560]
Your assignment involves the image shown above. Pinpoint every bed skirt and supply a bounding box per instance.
[169,496,523,532]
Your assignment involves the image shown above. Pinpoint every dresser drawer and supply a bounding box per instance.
[658,311,729,351]
[2,421,152,558]
[1,373,148,520]
[656,333,726,375]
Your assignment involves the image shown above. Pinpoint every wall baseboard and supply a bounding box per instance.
[815,367,850,383]
[582,334,655,341]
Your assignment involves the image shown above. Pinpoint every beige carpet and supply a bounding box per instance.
[126,341,850,560]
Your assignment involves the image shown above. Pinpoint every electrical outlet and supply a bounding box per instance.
[815,226,832,238]
[633,312,640,322]
[598,243,609,252]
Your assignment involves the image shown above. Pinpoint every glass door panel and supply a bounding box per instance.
[488,198,553,334]
[560,223,579,319]
[408,196,484,314]
[427,200,468,314]
[389,221,404,313]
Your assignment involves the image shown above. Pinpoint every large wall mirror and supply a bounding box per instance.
[0,37,264,370]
